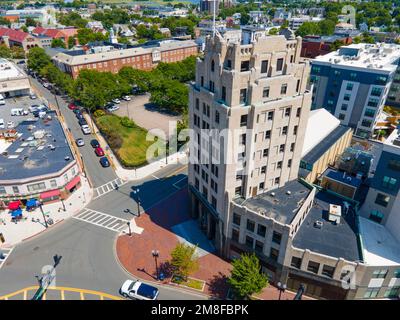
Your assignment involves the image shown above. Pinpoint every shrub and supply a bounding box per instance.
[107,130,123,150]
[120,116,136,128]
[93,109,106,118]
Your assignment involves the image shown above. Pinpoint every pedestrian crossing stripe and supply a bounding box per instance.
[93,178,127,199]
[72,209,143,234]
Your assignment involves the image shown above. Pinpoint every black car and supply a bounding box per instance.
[90,139,100,148]
[78,118,87,126]
[73,108,82,115]
[100,157,110,167]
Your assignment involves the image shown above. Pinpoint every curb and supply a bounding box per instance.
[112,234,211,300]
[21,218,65,243]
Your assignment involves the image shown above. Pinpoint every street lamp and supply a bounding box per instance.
[61,198,66,212]
[132,188,141,217]
[152,250,159,280]
[39,202,48,228]
[127,221,132,236]
[277,281,287,300]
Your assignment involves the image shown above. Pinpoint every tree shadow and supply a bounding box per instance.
[207,272,230,299]
[158,260,174,279]
[143,102,180,117]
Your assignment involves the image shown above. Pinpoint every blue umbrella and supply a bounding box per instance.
[11,209,22,217]
[26,199,37,208]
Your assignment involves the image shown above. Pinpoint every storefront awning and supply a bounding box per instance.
[8,200,21,210]
[40,189,61,200]
[65,176,81,191]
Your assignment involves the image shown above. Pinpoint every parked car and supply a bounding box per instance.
[76,113,84,120]
[30,93,37,100]
[68,103,78,110]
[112,98,121,104]
[73,108,82,115]
[7,121,15,129]
[75,138,85,147]
[94,147,105,157]
[100,157,110,167]
[107,105,119,112]
[0,99,5,106]
[90,139,100,148]
[43,82,51,89]
[120,280,159,300]
[81,125,91,135]
[122,95,131,101]
[0,119,4,129]
[78,118,87,126]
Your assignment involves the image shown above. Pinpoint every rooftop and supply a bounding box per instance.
[292,190,362,262]
[0,112,74,181]
[323,168,362,188]
[359,217,400,266]
[313,43,400,73]
[233,180,312,225]
[384,128,400,150]
[0,58,27,81]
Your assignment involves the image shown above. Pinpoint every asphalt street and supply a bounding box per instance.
[29,76,117,187]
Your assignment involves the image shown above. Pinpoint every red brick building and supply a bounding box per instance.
[52,40,198,79]
[32,27,78,43]
[0,27,41,51]
[301,35,353,59]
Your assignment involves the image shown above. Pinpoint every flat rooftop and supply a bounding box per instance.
[233,180,312,225]
[0,58,27,81]
[323,168,362,188]
[292,190,362,262]
[0,111,74,181]
[313,43,400,73]
[359,217,400,266]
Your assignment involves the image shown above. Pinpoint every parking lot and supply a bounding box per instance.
[0,95,45,129]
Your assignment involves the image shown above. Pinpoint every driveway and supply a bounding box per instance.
[114,94,182,138]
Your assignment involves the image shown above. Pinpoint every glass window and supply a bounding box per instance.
[12,186,19,194]
[322,265,335,278]
[375,193,390,207]
[245,236,254,248]
[285,107,291,117]
[281,84,287,95]
[240,115,248,127]
[246,219,255,232]
[307,261,320,274]
[382,176,397,190]
[291,257,301,269]
[257,225,266,237]
[255,240,264,253]
[272,231,282,244]
[263,86,270,98]
[371,87,383,96]
[372,269,388,279]
[270,248,279,261]
[268,111,274,120]
[369,210,384,223]
[339,113,345,120]
[0,186,6,194]
[341,104,348,111]
[240,60,250,72]
[388,160,400,171]
[384,287,400,298]
[232,228,239,242]
[276,58,284,71]
[344,93,351,101]
[263,149,269,157]
[261,60,268,74]
[364,108,375,118]
[346,83,353,90]
[265,130,271,139]
[364,288,380,299]
[240,89,247,104]
[259,182,265,190]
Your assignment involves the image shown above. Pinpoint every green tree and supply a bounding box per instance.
[170,243,199,282]
[51,38,66,49]
[25,17,37,27]
[295,21,320,37]
[0,45,12,59]
[27,47,51,72]
[68,36,76,49]
[228,253,268,299]
[77,28,108,45]
[269,28,278,35]
[318,19,335,36]
[0,17,11,27]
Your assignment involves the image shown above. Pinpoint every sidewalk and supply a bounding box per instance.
[85,113,188,181]
[0,175,93,247]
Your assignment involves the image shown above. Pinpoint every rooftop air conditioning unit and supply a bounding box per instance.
[314,220,323,229]
[328,204,342,224]
[286,190,292,195]
[270,192,276,197]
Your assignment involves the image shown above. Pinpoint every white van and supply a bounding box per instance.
[0,119,4,129]
[11,108,26,116]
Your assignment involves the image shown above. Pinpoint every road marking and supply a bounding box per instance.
[73,209,142,234]
[0,286,123,300]
[0,247,14,270]
[152,174,160,180]
[173,176,188,190]
[92,178,127,200]
[166,165,188,178]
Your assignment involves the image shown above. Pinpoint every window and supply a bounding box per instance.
[368,98,379,107]
[259,182,265,189]
[232,228,239,242]
[322,265,335,278]
[200,76,204,87]
[261,166,266,174]
[257,225,266,237]
[375,193,390,207]
[12,186,19,194]
[268,111,274,120]
[388,160,400,171]
[350,72,357,80]
[226,59,232,69]
[369,210,384,223]
[339,113,345,120]
[233,213,241,226]
[211,179,218,193]
[209,81,215,93]
[293,125,298,135]
[307,261,320,274]
[343,93,351,101]
[235,186,242,196]
[382,176,397,190]
[211,60,215,72]
[279,144,285,153]
[201,170,208,183]
[364,108,375,118]
[240,89,247,104]
[221,86,226,102]
[296,107,301,117]
[288,159,292,168]
[361,119,372,128]
[270,248,279,261]
[275,177,280,184]
[27,182,46,192]
[195,178,199,190]
[215,110,220,124]
[281,84,287,95]
[290,143,295,152]
[371,87,382,97]
[0,186,5,194]
[241,60,250,72]
[277,161,283,169]
[261,60,268,73]
[265,130,271,139]
[394,269,400,278]
[255,240,264,253]
[272,231,282,244]
[372,269,388,279]
[245,236,254,248]
[276,58,284,71]
[285,107,291,117]
[282,126,288,135]
[340,104,348,111]
[346,83,353,91]
[195,98,199,110]
[263,86,270,98]
[296,79,300,92]
[384,287,400,298]
[263,149,269,157]
[247,219,255,232]
[240,134,246,145]
[291,257,301,269]
[364,288,380,299]
[202,186,208,198]
[334,70,340,77]
[240,115,248,127]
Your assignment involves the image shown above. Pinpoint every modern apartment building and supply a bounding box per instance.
[188,29,312,256]
[52,39,198,78]
[310,43,400,139]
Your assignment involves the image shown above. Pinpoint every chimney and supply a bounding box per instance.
[2,35,10,48]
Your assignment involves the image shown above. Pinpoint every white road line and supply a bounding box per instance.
[152,174,160,180]
[0,247,14,270]
[172,177,188,189]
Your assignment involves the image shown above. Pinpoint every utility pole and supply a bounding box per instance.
[39,203,48,228]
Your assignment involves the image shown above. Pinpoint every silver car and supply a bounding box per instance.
[76,138,85,147]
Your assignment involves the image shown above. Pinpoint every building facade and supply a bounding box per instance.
[310,43,400,139]
[0,59,30,97]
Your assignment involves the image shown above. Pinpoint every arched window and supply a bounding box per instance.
[211,60,215,72]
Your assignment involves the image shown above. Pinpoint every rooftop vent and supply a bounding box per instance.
[270,192,276,197]
[314,220,323,229]
[286,190,292,195]
[64,156,70,161]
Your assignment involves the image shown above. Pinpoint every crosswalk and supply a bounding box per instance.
[72,209,143,234]
[93,178,127,199]
[0,247,14,270]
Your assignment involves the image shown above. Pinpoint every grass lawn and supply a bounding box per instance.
[96,114,162,167]
[171,275,205,291]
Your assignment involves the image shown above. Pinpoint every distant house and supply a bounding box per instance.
[32,27,78,44]
[0,27,41,51]
[159,28,171,38]
[359,22,369,33]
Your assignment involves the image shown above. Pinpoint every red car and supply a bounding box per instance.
[95,147,105,157]
[68,103,77,110]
